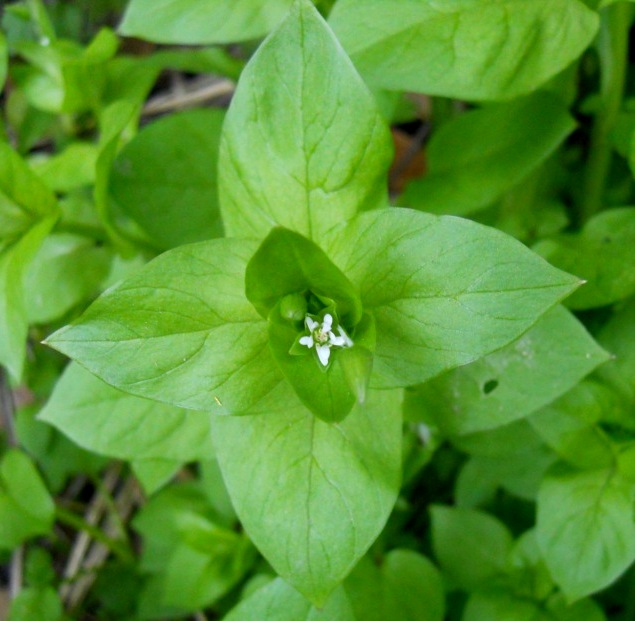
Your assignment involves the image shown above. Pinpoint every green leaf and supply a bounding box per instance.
[45,238,283,414]
[211,388,402,604]
[110,108,225,250]
[329,0,599,101]
[8,587,65,621]
[223,578,356,621]
[119,0,295,44]
[219,0,392,240]
[24,233,112,324]
[0,142,58,241]
[0,449,55,550]
[38,362,214,462]
[400,93,576,216]
[324,208,581,389]
[534,208,635,309]
[405,306,609,435]
[134,483,254,615]
[528,381,616,470]
[430,505,512,591]
[30,142,99,193]
[245,227,361,323]
[345,550,445,621]
[132,459,183,496]
[463,591,607,621]
[0,217,56,380]
[536,465,635,600]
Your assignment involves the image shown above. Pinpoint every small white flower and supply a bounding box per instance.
[299,313,353,366]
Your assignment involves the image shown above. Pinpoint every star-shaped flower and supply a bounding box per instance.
[299,313,353,366]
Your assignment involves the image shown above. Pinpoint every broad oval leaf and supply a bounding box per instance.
[329,0,599,101]
[224,579,355,621]
[211,388,402,604]
[407,306,609,435]
[345,550,445,621]
[537,465,635,600]
[323,209,581,388]
[110,108,225,250]
[219,0,392,241]
[400,93,576,216]
[119,0,294,44]
[38,363,214,462]
[534,208,635,309]
[45,238,283,414]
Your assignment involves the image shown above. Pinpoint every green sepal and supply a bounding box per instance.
[245,227,362,327]
[339,312,375,404]
[268,302,356,423]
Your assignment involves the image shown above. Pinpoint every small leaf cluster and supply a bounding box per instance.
[1,0,635,620]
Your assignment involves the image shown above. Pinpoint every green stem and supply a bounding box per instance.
[580,2,632,223]
[55,505,134,563]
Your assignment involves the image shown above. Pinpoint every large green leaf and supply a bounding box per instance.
[329,0,598,101]
[224,579,355,621]
[0,218,56,381]
[400,93,576,215]
[119,0,295,44]
[211,388,402,604]
[430,506,512,591]
[406,306,608,435]
[110,108,225,250]
[536,465,635,600]
[323,209,581,389]
[219,0,392,240]
[345,550,445,621]
[0,449,55,550]
[38,363,214,462]
[45,238,282,414]
[534,208,635,309]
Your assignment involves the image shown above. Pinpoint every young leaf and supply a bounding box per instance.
[0,449,55,550]
[533,208,635,309]
[400,93,576,216]
[132,459,182,495]
[329,0,599,101]
[406,306,609,435]
[119,0,295,44]
[345,550,445,621]
[219,0,392,240]
[536,465,635,600]
[110,108,225,250]
[430,505,512,591]
[45,238,284,414]
[211,388,402,604]
[223,578,355,621]
[323,208,581,389]
[30,142,99,193]
[38,363,214,463]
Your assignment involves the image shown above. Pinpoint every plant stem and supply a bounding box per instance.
[580,2,632,223]
[55,505,134,563]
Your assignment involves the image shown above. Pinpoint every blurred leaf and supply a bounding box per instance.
[119,0,295,44]
[400,93,576,215]
[110,108,225,250]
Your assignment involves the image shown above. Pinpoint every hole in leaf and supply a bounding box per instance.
[483,379,499,395]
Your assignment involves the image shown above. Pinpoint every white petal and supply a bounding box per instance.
[329,333,346,346]
[306,316,318,331]
[337,326,354,347]
[322,314,333,331]
[299,335,314,348]
[316,344,331,366]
